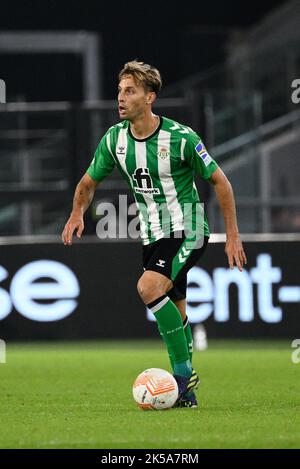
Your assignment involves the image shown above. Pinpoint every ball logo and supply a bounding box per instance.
[146,377,176,396]
[0,260,80,322]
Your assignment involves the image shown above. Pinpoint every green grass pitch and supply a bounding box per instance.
[0,340,299,449]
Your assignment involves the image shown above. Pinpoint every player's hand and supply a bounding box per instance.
[62,213,84,246]
[225,235,247,271]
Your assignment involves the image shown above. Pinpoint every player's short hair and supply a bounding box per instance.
[119,60,162,95]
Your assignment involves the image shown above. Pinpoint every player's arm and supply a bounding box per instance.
[209,167,247,271]
[62,173,98,245]
[62,130,116,245]
[184,133,247,271]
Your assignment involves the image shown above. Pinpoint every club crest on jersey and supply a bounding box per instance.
[195,141,212,167]
[157,147,170,160]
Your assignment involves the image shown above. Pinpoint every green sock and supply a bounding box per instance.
[174,359,192,378]
[183,317,193,363]
[148,295,191,376]
[160,316,193,372]
[157,323,175,371]
[173,317,193,378]
[183,318,196,396]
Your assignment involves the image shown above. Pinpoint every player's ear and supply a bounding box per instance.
[147,91,156,105]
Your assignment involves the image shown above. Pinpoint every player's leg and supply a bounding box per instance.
[140,232,203,398]
[168,285,198,408]
[170,277,194,363]
[173,297,198,407]
[169,235,210,406]
[155,301,186,372]
[173,298,186,321]
[164,297,196,387]
[174,298,193,365]
[137,270,192,380]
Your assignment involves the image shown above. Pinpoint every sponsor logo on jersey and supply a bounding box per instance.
[195,141,212,167]
[156,259,166,268]
[134,187,160,195]
[133,167,161,195]
[157,147,170,160]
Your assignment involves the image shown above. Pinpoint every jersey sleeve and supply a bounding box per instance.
[86,131,115,182]
[183,132,218,180]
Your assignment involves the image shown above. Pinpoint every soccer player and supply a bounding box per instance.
[62,61,247,408]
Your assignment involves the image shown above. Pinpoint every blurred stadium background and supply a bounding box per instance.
[0,0,299,341]
[0,0,300,450]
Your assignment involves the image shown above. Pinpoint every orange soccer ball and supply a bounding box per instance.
[132,368,179,410]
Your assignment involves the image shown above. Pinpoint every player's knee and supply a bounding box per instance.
[137,275,165,304]
[137,277,151,302]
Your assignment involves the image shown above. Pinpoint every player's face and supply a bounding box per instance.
[118,75,153,121]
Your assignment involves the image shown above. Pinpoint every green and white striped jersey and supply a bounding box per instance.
[87,116,218,245]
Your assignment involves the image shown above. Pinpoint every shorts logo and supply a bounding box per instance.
[157,147,170,160]
[156,259,166,268]
[179,246,191,264]
[195,141,212,167]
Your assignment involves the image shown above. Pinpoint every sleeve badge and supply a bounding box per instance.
[195,141,212,167]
